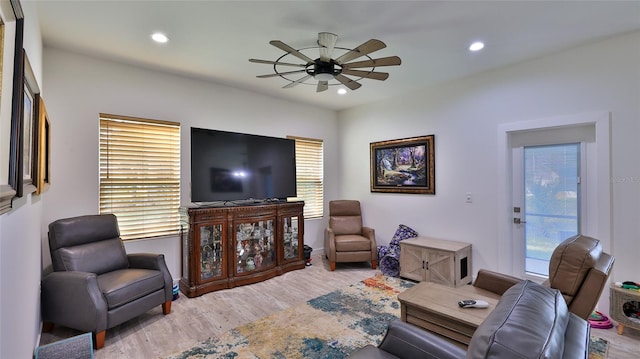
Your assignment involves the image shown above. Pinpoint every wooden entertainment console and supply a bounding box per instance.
[179,201,305,297]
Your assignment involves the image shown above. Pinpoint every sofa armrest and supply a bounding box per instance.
[563,313,590,358]
[349,320,465,359]
[41,271,107,332]
[128,253,173,301]
[362,226,375,240]
[128,253,164,270]
[324,228,336,261]
[379,320,465,359]
[473,269,523,295]
[362,226,377,254]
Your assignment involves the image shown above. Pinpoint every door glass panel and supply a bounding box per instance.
[524,144,579,276]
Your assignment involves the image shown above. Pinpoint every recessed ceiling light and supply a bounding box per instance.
[337,88,347,95]
[469,41,484,52]
[151,32,169,44]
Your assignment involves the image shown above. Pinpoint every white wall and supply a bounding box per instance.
[0,2,44,358]
[41,48,339,278]
[338,31,640,309]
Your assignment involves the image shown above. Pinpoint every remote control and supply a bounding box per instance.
[458,299,489,308]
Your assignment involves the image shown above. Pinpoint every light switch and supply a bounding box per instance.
[465,192,472,203]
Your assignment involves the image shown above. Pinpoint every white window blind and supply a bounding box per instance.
[99,114,181,240]
[288,136,323,219]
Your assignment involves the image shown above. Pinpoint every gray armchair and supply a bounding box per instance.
[41,214,173,349]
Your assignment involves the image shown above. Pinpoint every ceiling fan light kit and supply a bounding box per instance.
[249,32,401,92]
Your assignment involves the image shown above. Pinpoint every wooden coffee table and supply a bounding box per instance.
[397,281,500,347]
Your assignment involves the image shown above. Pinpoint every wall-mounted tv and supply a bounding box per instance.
[190,127,297,204]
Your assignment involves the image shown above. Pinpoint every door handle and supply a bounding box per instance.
[513,218,526,224]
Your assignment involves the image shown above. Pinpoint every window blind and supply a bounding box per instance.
[99,114,180,240]
[288,136,323,219]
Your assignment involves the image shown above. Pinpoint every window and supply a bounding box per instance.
[288,136,323,219]
[99,114,180,240]
[523,144,580,276]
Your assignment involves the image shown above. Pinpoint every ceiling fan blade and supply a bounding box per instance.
[341,69,389,81]
[283,74,312,88]
[342,56,401,69]
[335,74,362,90]
[249,59,307,67]
[335,39,386,65]
[270,40,314,63]
[316,80,328,92]
[318,32,338,62]
[257,69,306,78]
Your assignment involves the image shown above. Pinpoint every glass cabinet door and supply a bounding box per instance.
[282,215,300,261]
[236,220,275,274]
[199,224,224,281]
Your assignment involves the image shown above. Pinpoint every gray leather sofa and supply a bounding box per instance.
[348,280,590,359]
[41,214,173,349]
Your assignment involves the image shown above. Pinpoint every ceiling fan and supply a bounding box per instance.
[249,32,401,92]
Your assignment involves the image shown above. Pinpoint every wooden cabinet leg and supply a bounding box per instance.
[42,322,54,332]
[162,300,172,315]
[617,323,625,335]
[93,331,106,349]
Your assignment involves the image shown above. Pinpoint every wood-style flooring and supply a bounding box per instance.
[39,255,640,358]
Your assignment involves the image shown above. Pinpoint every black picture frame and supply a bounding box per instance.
[21,50,39,193]
[8,17,24,197]
[370,135,435,194]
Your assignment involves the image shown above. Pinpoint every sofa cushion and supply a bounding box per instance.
[98,269,165,309]
[329,200,364,235]
[49,214,120,249]
[335,235,372,251]
[58,238,129,274]
[330,216,363,235]
[467,280,570,359]
[548,235,601,302]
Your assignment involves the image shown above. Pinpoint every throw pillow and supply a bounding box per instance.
[379,224,418,277]
[389,224,418,247]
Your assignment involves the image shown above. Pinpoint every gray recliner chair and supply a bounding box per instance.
[324,200,377,271]
[41,214,173,349]
[473,234,614,320]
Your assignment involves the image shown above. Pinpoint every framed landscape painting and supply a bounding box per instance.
[370,135,435,194]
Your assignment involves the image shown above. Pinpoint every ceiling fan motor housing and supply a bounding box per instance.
[308,59,341,80]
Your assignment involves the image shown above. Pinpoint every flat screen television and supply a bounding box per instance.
[190,127,297,204]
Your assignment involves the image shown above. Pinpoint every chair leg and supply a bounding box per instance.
[42,321,54,332]
[162,299,172,315]
[330,261,336,271]
[371,260,378,270]
[93,330,106,349]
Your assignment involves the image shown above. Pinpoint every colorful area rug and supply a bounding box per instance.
[588,336,609,359]
[166,275,413,359]
[166,274,608,358]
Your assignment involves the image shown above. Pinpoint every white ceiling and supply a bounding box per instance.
[36,1,640,111]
